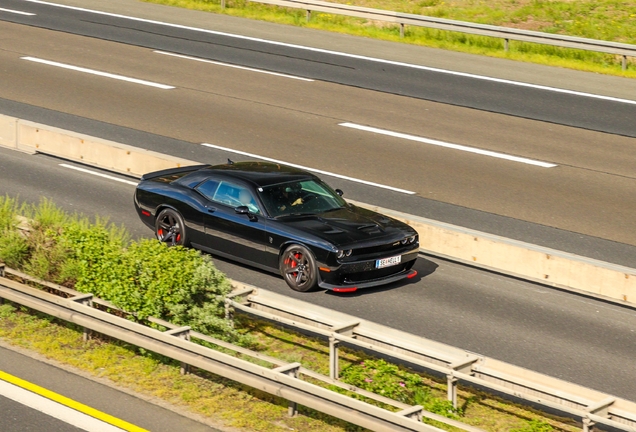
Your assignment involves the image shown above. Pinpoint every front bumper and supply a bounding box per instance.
[317,249,419,292]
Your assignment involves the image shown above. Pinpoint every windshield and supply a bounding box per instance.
[259,179,346,218]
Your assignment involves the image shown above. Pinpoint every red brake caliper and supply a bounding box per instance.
[285,253,300,278]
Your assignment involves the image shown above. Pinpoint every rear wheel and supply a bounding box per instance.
[155,208,188,247]
[280,244,317,292]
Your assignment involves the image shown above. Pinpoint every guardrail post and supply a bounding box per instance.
[225,287,256,325]
[584,397,615,432]
[273,363,301,417]
[330,321,359,380]
[622,55,627,71]
[306,9,311,22]
[165,326,192,375]
[224,298,234,324]
[71,294,94,341]
[447,356,479,408]
[447,372,458,408]
[329,336,339,380]
[504,38,509,52]
[400,23,404,38]
[221,0,226,9]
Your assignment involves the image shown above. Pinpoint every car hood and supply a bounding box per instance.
[279,204,414,247]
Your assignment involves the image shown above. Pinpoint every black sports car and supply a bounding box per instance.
[134,161,419,292]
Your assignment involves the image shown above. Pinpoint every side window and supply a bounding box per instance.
[212,181,260,214]
[195,179,220,201]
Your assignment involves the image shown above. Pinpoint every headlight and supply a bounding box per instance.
[408,235,417,244]
[336,249,352,259]
[401,238,408,245]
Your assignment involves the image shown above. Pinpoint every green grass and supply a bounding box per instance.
[0,302,580,432]
[143,0,636,78]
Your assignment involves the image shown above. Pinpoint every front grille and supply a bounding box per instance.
[343,261,414,283]
[352,241,409,258]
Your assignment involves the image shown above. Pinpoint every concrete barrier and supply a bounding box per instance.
[1,115,198,175]
[0,115,17,150]
[354,202,636,305]
[2,113,635,307]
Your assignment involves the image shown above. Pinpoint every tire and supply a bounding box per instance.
[155,208,188,247]
[279,244,318,292]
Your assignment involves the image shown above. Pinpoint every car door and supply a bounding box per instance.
[195,179,273,270]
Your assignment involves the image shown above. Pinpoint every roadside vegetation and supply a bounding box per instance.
[143,0,636,78]
[0,196,579,431]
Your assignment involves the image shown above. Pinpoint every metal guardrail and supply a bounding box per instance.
[2,264,636,432]
[0,266,480,432]
[245,0,636,70]
[227,284,636,432]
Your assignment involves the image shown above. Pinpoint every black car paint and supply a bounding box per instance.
[134,162,419,291]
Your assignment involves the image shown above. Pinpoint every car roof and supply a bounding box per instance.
[183,161,317,188]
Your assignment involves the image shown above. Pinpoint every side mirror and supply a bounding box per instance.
[235,206,258,221]
[335,189,344,196]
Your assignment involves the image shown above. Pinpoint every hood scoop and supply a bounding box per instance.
[357,223,379,231]
[307,219,345,234]
[324,228,345,234]
[356,223,385,234]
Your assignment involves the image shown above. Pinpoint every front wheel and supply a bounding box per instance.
[155,208,188,247]
[279,244,318,292]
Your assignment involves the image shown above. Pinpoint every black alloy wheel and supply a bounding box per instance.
[280,244,318,292]
[155,208,188,247]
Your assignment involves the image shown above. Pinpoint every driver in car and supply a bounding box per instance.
[276,184,304,212]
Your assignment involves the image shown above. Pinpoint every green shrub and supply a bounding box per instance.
[0,230,29,268]
[0,195,22,232]
[29,197,69,231]
[0,303,17,318]
[337,358,462,419]
[1,196,241,342]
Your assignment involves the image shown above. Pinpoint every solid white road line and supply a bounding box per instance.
[154,51,314,81]
[340,123,558,168]
[0,379,125,432]
[60,164,139,186]
[21,57,175,89]
[21,0,636,106]
[0,7,35,15]
[200,143,417,194]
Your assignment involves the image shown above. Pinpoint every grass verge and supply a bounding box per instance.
[0,301,581,432]
[142,0,636,78]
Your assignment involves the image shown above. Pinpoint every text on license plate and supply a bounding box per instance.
[376,255,402,269]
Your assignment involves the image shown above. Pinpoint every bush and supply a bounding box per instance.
[337,358,462,419]
[0,229,29,268]
[0,195,22,232]
[0,197,241,342]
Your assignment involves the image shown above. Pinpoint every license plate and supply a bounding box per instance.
[376,255,401,269]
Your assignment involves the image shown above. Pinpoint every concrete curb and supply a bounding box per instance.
[2,113,634,306]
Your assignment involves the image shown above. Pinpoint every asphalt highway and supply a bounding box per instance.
[2,146,636,406]
[1,0,636,421]
[0,0,635,259]
[0,345,219,431]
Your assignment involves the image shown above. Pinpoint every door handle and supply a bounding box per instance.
[206,206,217,213]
